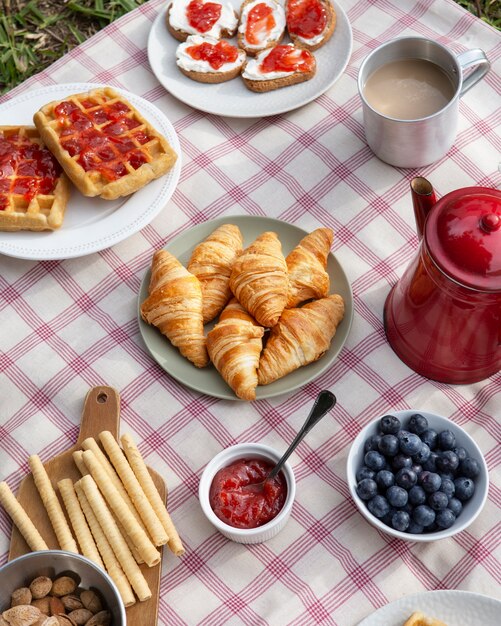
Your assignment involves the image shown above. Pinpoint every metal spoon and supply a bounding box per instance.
[265,390,337,484]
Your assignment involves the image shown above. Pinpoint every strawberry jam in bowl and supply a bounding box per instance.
[199,443,296,543]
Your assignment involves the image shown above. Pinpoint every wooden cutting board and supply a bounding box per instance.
[9,385,165,626]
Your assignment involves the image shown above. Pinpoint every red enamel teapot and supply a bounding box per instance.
[384,177,501,384]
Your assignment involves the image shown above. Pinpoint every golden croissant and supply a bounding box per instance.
[140,250,208,368]
[403,612,447,626]
[286,227,333,308]
[207,298,264,400]
[257,294,345,385]
[187,224,244,324]
[229,231,288,327]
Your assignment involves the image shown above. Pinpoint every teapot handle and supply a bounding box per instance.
[457,49,490,96]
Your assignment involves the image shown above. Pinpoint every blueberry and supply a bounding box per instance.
[380,414,401,434]
[356,478,378,500]
[453,446,468,463]
[407,521,424,534]
[454,477,475,501]
[411,464,423,477]
[368,495,390,519]
[356,466,376,482]
[381,507,396,527]
[364,450,386,471]
[378,434,399,457]
[413,443,431,464]
[376,469,395,490]
[392,454,413,470]
[395,468,417,490]
[408,485,426,506]
[421,429,438,450]
[436,450,460,473]
[448,497,463,517]
[387,485,408,508]
[438,430,456,451]
[408,413,428,435]
[398,431,422,456]
[435,508,456,530]
[412,505,436,527]
[422,452,439,472]
[460,457,480,479]
[364,434,382,453]
[391,510,410,532]
[440,477,455,498]
[428,491,449,511]
[420,471,442,493]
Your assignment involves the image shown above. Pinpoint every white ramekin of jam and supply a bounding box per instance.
[199,443,296,544]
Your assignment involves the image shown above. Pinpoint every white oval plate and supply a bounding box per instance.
[358,590,501,625]
[138,215,353,400]
[0,83,182,260]
[148,1,353,117]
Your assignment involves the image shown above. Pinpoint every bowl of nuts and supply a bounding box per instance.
[347,410,489,542]
[0,550,126,625]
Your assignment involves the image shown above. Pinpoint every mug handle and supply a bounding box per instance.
[457,49,490,96]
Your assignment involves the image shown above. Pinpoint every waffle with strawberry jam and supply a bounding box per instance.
[33,87,177,200]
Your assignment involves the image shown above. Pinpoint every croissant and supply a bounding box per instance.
[257,294,345,385]
[187,224,244,324]
[207,298,264,400]
[286,227,333,308]
[140,250,209,368]
[229,231,288,327]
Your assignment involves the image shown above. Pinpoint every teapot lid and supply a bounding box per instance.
[426,187,501,292]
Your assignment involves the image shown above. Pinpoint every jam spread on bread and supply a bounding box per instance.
[186,0,223,33]
[245,3,276,45]
[0,132,61,209]
[260,44,315,73]
[54,98,152,182]
[186,39,239,70]
[286,0,328,38]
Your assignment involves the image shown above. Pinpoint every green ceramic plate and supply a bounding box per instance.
[138,215,353,401]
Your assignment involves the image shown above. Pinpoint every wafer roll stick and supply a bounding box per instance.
[82,450,159,567]
[74,447,144,563]
[79,475,151,602]
[58,479,104,569]
[99,431,168,547]
[81,438,149,533]
[121,433,185,556]
[74,481,136,607]
[73,451,90,477]
[0,481,48,551]
[29,455,78,553]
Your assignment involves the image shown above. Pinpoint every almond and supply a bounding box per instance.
[60,597,82,613]
[48,599,64,618]
[50,578,77,598]
[34,618,59,626]
[30,600,50,616]
[84,612,111,626]
[78,593,101,615]
[29,579,52,601]
[11,589,32,608]
[2,604,41,626]
[66,611,92,626]
[54,617,76,626]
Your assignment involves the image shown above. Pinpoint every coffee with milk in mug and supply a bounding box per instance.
[363,58,455,120]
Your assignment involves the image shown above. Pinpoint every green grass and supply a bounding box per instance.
[0,0,499,96]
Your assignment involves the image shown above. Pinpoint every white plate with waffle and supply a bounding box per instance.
[0,83,181,260]
[147,1,353,118]
[358,590,501,626]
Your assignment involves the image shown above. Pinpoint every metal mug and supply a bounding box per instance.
[357,37,490,168]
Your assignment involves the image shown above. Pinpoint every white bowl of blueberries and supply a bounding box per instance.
[347,410,489,541]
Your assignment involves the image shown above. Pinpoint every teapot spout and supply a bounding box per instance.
[411,177,436,240]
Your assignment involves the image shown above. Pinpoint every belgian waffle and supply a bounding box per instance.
[0,126,70,231]
[33,87,177,200]
[403,612,447,626]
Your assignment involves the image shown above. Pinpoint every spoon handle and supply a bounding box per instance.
[267,390,336,481]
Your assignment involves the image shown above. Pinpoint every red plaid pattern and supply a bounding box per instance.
[1,1,500,624]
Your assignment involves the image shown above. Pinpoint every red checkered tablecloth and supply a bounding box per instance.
[1,0,500,624]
